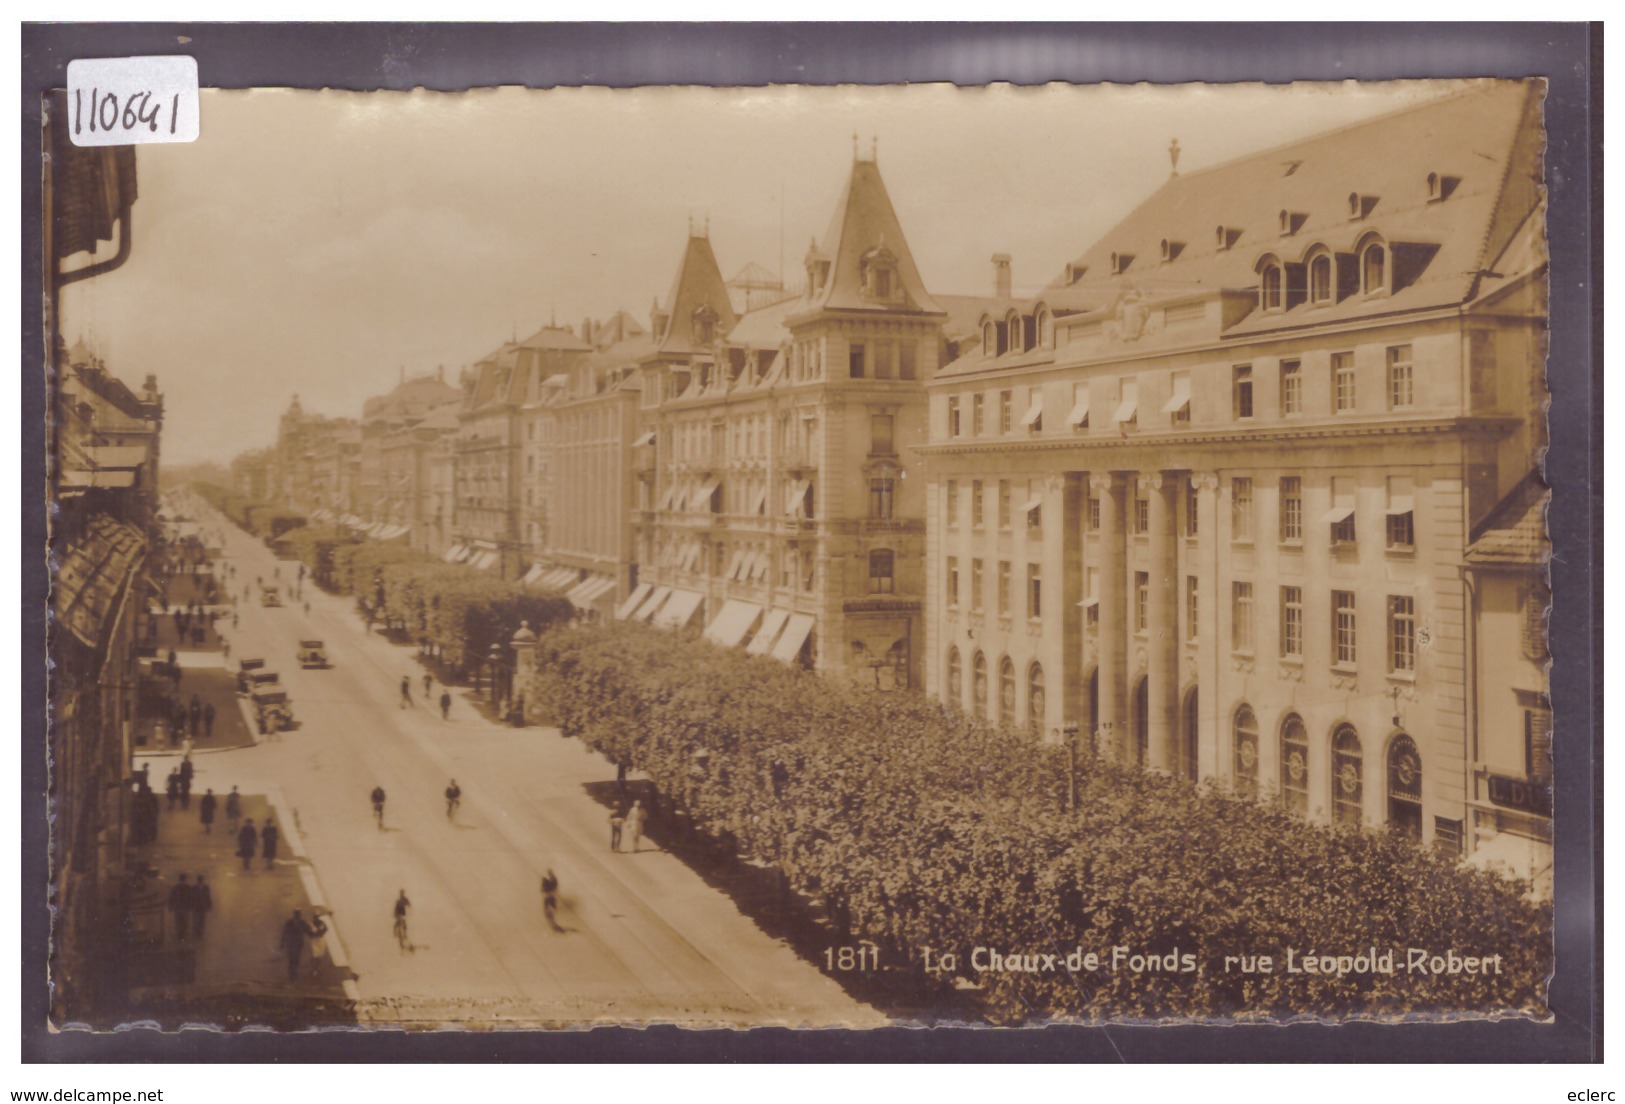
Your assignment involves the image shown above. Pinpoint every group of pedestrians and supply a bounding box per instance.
[236,815,280,871]
[165,872,214,942]
[277,908,331,979]
[165,755,195,810]
[401,674,454,720]
[608,799,647,854]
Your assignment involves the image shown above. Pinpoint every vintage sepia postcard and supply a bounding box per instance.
[43,73,1558,1040]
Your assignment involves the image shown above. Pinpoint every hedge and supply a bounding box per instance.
[524,621,1550,1024]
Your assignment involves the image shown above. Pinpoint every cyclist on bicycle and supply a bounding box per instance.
[371,786,386,829]
[540,869,561,931]
[393,889,411,949]
[444,779,461,821]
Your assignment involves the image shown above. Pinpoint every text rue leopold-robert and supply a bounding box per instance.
[821,944,1506,979]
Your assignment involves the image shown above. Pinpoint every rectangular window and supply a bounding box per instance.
[973,394,986,435]
[971,559,984,611]
[973,481,985,528]
[1135,492,1149,536]
[1387,344,1414,408]
[1232,477,1254,542]
[1280,477,1303,542]
[1233,364,1254,419]
[848,343,866,379]
[948,396,961,437]
[1281,359,1302,415]
[998,480,1012,529]
[946,556,959,607]
[1386,475,1414,549]
[997,561,1012,616]
[1232,581,1254,652]
[999,390,1013,434]
[1526,704,1553,785]
[1167,370,1191,424]
[873,341,895,380]
[1280,586,1303,657]
[1026,564,1042,620]
[899,342,917,381]
[1185,479,1199,536]
[869,413,894,455]
[869,550,894,594]
[1088,495,1101,531]
[869,477,895,520]
[1186,576,1198,640]
[1389,595,1416,673]
[1025,480,1043,531]
[1333,590,1357,667]
[1135,571,1149,633]
[1434,817,1464,858]
[946,480,958,528]
[1333,351,1357,412]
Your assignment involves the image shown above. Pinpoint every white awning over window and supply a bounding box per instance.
[785,479,811,516]
[632,585,672,622]
[1067,393,1090,427]
[1321,504,1356,525]
[1021,394,1044,426]
[692,477,720,511]
[770,613,816,663]
[750,485,767,517]
[1386,492,1414,514]
[1023,496,1043,516]
[656,484,676,512]
[1078,596,1099,609]
[586,576,617,603]
[616,582,652,620]
[632,431,656,447]
[443,544,468,563]
[469,550,500,571]
[1160,376,1191,415]
[520,564,546,586]
[702,599,763,648]
[1113,383,1138,424]
[682,544,702,573]
[748,549,769,581]
[724,549,746,581]
[543,567,578,590]
[566,576,600,605]
[746,609,789,655]
[653,588,704,629]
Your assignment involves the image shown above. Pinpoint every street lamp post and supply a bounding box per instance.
[487,642,503,704]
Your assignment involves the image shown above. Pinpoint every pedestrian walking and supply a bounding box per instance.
[399,676,412,708]
[306,913,329,974]
[189,694,202,737]
[444,779,461,821]
[191,875,213,939]
[179,755,194,810]
[609,808,624,852]
[371,785,386,829]
[423,673,433,700]
[203,702,216,738]
[165,768,180,811]
[439,690,451,720]
[261,817,280,869]
[224,785,242,831]
[237,817,258,871]
[540,869,562,932]
[625,799,647,854]
[279,909,311,980]
[181,733,193,760]
[168,874,194,943]
[199,788,217,834]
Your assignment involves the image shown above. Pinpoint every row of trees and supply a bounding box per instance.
[194,484,305,539]
[525,621,1550,1023]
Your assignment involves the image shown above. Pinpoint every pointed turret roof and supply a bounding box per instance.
[801,155,943,316]
[654,232,738,356]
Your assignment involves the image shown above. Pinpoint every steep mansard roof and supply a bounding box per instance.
[801,156,944,317]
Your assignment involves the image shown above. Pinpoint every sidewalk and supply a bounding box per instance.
[123,785,357,1027]
[136,667,257,755]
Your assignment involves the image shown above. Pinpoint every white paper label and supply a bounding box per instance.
[65,56,199,147]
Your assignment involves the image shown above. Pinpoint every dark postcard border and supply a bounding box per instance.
[20,21,1599,1064]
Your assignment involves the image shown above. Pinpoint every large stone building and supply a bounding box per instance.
[621,153,997,687]
[920,81,1547,868]
[359,368,461,525]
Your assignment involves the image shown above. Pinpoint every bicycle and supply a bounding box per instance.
[393,914,409,949]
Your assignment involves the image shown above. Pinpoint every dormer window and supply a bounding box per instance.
[1035,306,1053,349]
[1260,263,1284,312]
[1426,172,1461,202]
[1360,239,1388,296]
[1065,263,1087,285]
[859,244,900,301]
[1278,210,1307,236]
[982,321,996,358]
[1348,193,1378,220]
[1005,312,1025,354]
[1110,251,1134,275]
[1307,250,1334,305]
[1159,238,1185,262]
[1215,226,1241,251]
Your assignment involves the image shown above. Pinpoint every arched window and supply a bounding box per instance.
[1332,723,1364,826]
[1261,265,1283,311]
[999,656,1016,726]
[982,322,995,358]
[1280,714,1308,814]
[1006,313,1025,354]
[1362,242,1387,295]
[1387,733,1423,839]
[946,647,962,702]
[1027,663,1045,737]
[1233,705,1259,798]
[1309,253,1333,304]
[972,652,988,713]
[1036,308,1053,349]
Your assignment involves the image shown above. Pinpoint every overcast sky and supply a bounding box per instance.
[60,80,1459,466]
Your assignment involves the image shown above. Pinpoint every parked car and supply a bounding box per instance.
[297,640,328,669]
[260,584,282,607]
[236,657,266,694]
[251,687,293,732]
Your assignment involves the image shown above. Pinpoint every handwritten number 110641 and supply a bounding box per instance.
[74,87,182,136]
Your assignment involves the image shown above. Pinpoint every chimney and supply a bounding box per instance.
[992,254,1012,299]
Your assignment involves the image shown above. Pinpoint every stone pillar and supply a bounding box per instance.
[1192,472,1221,779]
[1057,472,1085,734]
[1145,471,1181,773]
[1090,472,1129,764]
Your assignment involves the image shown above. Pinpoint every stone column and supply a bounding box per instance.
[1056,472,1085,735]
[1090,471,1129,764]
[1145,471,1181,773]
[1192,472,1221,779]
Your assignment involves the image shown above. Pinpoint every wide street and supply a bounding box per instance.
[189,507,884,1028]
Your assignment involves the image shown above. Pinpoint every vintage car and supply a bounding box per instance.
[246,669,282,692]
[250,687,293,732]
[260,584,282,607]
[235,657,266,693]
[297,640,328,669]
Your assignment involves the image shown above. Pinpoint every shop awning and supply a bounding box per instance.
[469,550,500,571]
[1066,393,1090,427]
[1021,394,1044,427]
[615,582,652,620]
[702,599,763,648]
[745,608,790,656]
[61,469,136,489]
[584,576,617,604]
[653,588,704,629]
[1160,376,1191,415]
[443,543,469,563]
[520,564,547,587]
[543,567,578,590]
[632,585,672,622]
[568,576,615,611]
[770,613,816,663]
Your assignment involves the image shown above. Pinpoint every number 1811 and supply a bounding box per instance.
[824,945,879,971]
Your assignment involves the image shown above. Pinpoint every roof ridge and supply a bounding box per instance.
[1470,81,1544,278]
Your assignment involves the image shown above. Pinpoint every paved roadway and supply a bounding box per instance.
[188,504,883,1029]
